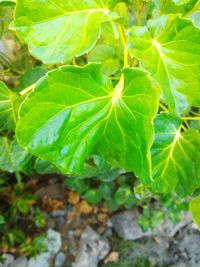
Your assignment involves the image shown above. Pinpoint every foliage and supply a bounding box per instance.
[0,0,200,256]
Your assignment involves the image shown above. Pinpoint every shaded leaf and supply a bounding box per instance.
[0,81,20,130]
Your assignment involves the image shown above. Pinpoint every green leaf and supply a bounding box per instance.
[84,188,102,205]
[0,0,15,6]
[0,215,5,225]
[128,14,200,114]
[172,0,191,5]
[17,67,47,91]
[151,113,200,196]
[99,182,116,200]
[14,0,115,64]
[16,64,158,180]
[190,195,200,228]
[159,0,199,15]
[88,44,122,76]
[114,184,133,205]
[0,136,33,173]
[0,81,20,130]
[34,158,61,174]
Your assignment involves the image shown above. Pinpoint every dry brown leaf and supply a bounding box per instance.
[68,192,80,205]
[42,196,64,211]
[79,200,93,214]
[104,252,119,264]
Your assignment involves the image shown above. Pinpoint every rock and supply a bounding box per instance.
[111,210,150,240]
[10,256,28,267]
[73,226,110,267]
[50,209,67,217]
[157,212,192,237]
[28,252,51,267]
[180,234,200,260]
[54,252,66,267]
[0,254,14,267]
[46,228,62,254]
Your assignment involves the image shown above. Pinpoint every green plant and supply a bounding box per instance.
[0,0,200,229]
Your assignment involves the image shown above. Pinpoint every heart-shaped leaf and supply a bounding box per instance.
[16,64,158,179]
[128,14,200,114]
[14,0,116,64]
[151,113,200,196]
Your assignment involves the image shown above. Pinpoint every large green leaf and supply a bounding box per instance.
[14,0,117,64]
[0,81,20,131]
[128,14,200,114]
[151,113,200,196]
[16,64,158,179]
[190,195,200,228]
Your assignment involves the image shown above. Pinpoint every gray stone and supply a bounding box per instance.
[55,252,66,267]
[0,254,14,267]
[9,256,28,267]
[50,209,67,217]
[46,228,62,254]
[28,252,51,267]
[73,226,110,267]
[111,210,150,240]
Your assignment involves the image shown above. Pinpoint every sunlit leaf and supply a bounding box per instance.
[14,0,117,63]
[16,64,158,180]
[128,14,200,114]
[151,113,200,196]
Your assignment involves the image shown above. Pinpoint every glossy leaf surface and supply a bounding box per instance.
[14,0,115,64]
[151,113,200,196]
[16,64,158,179]
[128,14,200,114]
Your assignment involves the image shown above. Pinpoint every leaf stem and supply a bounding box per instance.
[182,117,200,121]
[137,0,145,26]
[117,23,130,67]
[20,83,35,96]
[159,102,168,112]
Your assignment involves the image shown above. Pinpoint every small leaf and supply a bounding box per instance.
[84,189,102,205]
[128,14,200,114]
[151,113,200,196]
[14,0,115,63]
[16,64,158,179]
[0,81,20,130]
[114,184,133,205]
[190,195,200,228]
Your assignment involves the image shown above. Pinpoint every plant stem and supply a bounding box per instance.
[181,124,187,131]
[185,1,200,17]
[137,0,145,26]
[117,23,130,67]
[20,83,35,96]
[15,172,22,184]
[182,117,200,121]
[159,102,168,112]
